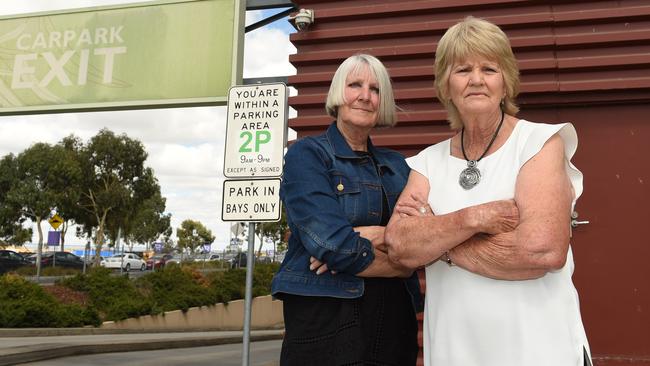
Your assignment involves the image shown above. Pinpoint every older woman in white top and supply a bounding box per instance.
[384,17,591,366]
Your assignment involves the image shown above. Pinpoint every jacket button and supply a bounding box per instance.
[362,252,367,257]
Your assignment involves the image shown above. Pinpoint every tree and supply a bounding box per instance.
[176,219,215,255]
[0,154,32,247]
[6,143,75,276]
[54,135,85,251]
[102,167,164,253]
[128,191,172,251]
[77,129,151,265]
[0,130,167,261]
[255,207,288,259]
[160,226,175,253]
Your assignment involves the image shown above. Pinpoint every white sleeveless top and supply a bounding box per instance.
[407,120,590,366]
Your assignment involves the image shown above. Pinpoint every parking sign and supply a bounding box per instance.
[223,83,287,178]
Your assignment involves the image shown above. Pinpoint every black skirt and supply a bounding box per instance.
[279,277,418,366]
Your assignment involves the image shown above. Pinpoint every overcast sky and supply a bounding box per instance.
[0,0,296,251]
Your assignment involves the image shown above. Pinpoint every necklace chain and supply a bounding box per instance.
[461,109,505,163]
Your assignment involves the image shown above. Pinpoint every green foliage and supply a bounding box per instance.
[208,268,247,304]
[72,129,163,265]
[137,266,214,313]
[128,191,171,250]
[0,156,31,245]
[176,219,215,254]
[0,274,99,327]
[178,260,226,270]
[1,261,280,328]
[55,136,86,247]
[207,263,280,303]
[60,267,153,321]
[252,263,280,297]
[13,266,82,277]
[4,143,68,253]
[0,130,167,267]
[256,208,288,254]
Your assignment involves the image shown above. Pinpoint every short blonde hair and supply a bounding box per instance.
[326,54,397,127]
[434,16,520,130]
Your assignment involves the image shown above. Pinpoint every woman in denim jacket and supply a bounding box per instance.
[272,54,422,365]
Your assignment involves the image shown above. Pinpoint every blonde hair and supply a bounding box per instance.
[326,54,397,127]
[434,16,520,130]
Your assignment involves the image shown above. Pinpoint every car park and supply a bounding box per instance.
[30,251,85,270]
[146,253,173,270]
[274,252,286,264]
[85,255,104,267]
[230,252,247,268]
[0,250,30,274]
[194,253,220,262]
[165,253,192,265]
[101,253,146,271]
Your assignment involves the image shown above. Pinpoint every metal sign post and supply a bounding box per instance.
[222,82,286,366]
[241,222,255,366]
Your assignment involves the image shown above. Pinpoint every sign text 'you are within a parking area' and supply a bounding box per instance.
[223,83,287,178]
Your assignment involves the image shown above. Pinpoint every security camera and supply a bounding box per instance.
[290,9,314,31]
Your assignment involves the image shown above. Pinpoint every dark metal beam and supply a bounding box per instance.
[245,7,295,33]
[246,0,294,11]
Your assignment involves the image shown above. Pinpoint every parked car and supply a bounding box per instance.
[165,253,192,265]
[193,253,220,262]
[146,253,173,270]
[29,251,85,270]
[230,252,247,269]
[274,252,286,264]
[85,256,105,267]
[0,250,30,274]
[101,253,146,271]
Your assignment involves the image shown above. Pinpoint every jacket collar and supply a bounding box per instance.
[325,122,395,173]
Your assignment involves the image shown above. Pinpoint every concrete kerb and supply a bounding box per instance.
[0,327,263,337]
[0,330,284,366]
[0,295,285,364]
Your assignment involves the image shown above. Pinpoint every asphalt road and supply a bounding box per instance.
[18,340,282,366]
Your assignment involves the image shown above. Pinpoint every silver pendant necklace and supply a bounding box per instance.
[459,110,505,190]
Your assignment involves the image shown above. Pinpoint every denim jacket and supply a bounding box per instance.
[272,122,422,310]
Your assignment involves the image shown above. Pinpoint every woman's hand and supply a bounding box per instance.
[309,225,392,275]
[395,192,433,218]
[309,256,335,275]
[354,226,386,251]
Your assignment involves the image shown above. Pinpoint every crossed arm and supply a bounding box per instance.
[285,139,415,279]
[310,225,415,278]
[384,134,574,280]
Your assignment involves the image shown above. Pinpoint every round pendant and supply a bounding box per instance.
[459,165,481,190]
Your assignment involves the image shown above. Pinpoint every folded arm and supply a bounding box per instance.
[384,170,519,269]
[286,139,417,278]
[282,140,375,275]
[311,225,414,278]
[449,134,574,279]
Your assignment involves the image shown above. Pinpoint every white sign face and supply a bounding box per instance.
[222,179,282,222]
[224,83,287,178]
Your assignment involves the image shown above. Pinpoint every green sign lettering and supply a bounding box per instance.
[0,0,244,113]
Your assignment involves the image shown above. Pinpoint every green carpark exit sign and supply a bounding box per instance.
[0,0,244,114]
